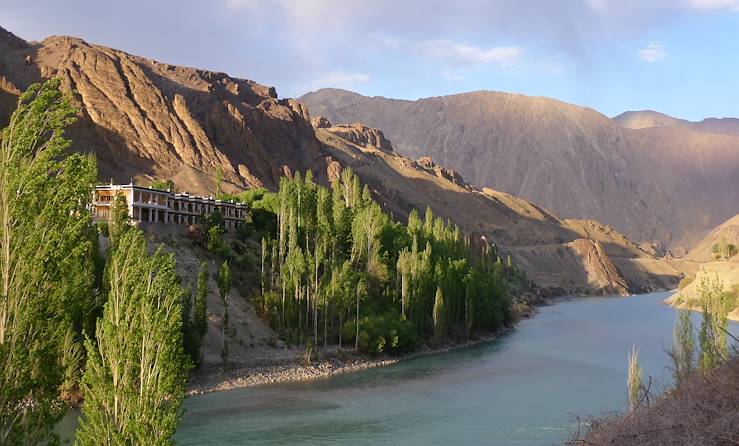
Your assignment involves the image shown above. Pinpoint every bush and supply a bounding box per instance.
[347,314,419,356]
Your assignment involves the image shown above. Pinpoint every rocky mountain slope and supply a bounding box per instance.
[0,27,680,296]
[316,117,680,295]
[0,26,325,194]
[299,89,739,249]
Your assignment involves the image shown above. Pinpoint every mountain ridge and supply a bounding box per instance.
[300,88,739,249]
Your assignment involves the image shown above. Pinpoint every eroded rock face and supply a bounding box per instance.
[311,115,332,129]
[0,27,323,195]
[324,122,394,153]
[414,156,467,187]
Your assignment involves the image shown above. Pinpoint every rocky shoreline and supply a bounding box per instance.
[187,327,518,396]
[186,296,541,396]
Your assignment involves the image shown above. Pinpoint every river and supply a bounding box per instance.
[170,291,737,445]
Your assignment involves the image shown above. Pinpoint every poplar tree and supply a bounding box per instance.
[0,79,97,444]
[194,262,209,339]
[108,193,129,252]
[76,229,188,445]
[671,308,695,386]
[218,260,232,368]
[697,274,730,371]
[433,287,446,343]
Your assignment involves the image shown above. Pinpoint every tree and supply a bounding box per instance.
[0,79,98,444]
[671,308,695,386]
[151,178,176,192]
[194,262,209,338]
[217,260,232,368]
[697,274,730,371]
[207,225,226,255]
[76,229,188,445]
[627,343,644,411]
[108,193,129,252]
[215,165,224,199]
[433,286,446,343]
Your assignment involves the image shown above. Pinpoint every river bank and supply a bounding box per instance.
[187,324,521,396]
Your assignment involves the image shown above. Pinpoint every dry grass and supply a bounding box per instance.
[570,351,739,445]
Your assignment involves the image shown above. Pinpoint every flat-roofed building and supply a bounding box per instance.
[93,183,248,230]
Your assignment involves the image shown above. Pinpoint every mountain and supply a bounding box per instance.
[615,110,739,137]
[315,118,679,295]
[0,27,681,296]
[613,110,690,129]
[299,89,739,249]
[0,26,325,195]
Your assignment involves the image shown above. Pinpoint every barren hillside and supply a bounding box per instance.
[300,89,739,249]
[0,26,325,194]
[316,119,680,295]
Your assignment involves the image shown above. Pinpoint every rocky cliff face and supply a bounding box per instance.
[0,27,324,195]
[299,89,739,250]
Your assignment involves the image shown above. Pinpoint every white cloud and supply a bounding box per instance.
[416,39,524,67]
[309,72,371,89]
[637,42,668,63]
[686,0,739,11]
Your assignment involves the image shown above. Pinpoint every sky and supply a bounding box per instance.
[2,0,739,120]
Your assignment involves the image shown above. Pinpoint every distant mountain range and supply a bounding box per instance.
[300,89,739,250]
[0,26,686,295]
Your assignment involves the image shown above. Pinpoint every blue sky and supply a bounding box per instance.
[2,0,738,120]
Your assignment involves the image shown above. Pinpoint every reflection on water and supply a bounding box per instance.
[62,292,739,445]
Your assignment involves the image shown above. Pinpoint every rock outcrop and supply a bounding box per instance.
[0,27,324,195]
[320,122,394,153]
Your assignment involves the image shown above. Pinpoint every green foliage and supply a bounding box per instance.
[671,308,695,386]
[194,262,209,338]
[181,286,202,367]
[217,260,232,368]
[150,178,177,192]
[353,314,419,355]
[108,193,130,252]
[76,229,188,445]
[0,79,98,444]
[256,168,514,354]
[696,274,731,371]
[433,287,447,343]
[711,237,738,260]
[207,225,227,256]
[215,166,224,199]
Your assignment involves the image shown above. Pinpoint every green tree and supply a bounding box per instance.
[108,193,129,252]
[0,79,98,444]
[194,262,209,338]
[671,308,695,386]
[433,286,446,343]
[207,225,226,255]
[76,229,188,445]
[151,178,176,192]
[697,274,730,371]
[217,260,232,368]
[215,165,224,199]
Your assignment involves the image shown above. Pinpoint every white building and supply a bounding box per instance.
[93,183,248,230]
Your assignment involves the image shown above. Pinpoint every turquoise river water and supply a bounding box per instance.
[171,291,737,445]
